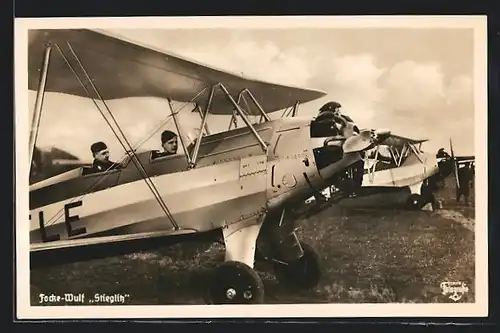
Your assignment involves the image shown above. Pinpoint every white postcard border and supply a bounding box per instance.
[14,15,489,319]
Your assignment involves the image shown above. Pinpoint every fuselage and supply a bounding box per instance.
[29,117,361,248]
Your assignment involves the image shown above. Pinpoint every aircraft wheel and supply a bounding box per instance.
[406,194,423,210]
[208,260,265,304]
[273,242,322,290]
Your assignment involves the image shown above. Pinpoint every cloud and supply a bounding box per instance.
[308,54,385,125]
[176,37,312,88]
[382,60,446,111]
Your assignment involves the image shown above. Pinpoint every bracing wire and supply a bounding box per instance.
[46,43,178,230]
[67,42,179,230]
[44,47,209,227]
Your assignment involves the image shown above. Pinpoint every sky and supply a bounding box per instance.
[28,27,476,162]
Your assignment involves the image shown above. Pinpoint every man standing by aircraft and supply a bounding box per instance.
[456,163,473,206]
[436,148,451,159]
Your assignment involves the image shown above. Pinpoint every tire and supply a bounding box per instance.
[273,242,322,290]
[207,260,265,304]
[406,194,424,210]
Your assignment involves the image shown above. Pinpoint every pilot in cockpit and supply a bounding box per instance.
[320,101,358,134]
[151,130,178,159]
[313,101,359,138]
[317,101,364,197]
[87,141,123,174]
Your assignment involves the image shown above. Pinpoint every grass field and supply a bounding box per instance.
[30,176,476,305]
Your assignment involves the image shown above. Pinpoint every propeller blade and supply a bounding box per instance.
[450,138,460,190]
[342,130,372,153]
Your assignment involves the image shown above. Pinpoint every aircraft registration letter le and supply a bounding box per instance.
[64,201,86,237]
[30,200,86,242]
[30,211,61,242]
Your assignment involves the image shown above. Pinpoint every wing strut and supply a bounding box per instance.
[196,105,211,136]
[228,88,274,130]
[408,142,424,164]
[219,83,268,152]
[191,83,268,167]
[292,101,300,117]
[280,101,300,118]
[29,45,51,171]
[240,88,272,122]
[228,90,248,131]
[167,98,192,166]
[57,42,180,231]
[190,85,215,168]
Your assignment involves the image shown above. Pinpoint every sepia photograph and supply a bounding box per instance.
[15,16,488,319]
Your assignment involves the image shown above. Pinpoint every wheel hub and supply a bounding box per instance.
[209,261,265,304]
[226,288,236,300]
[243,290,253,300]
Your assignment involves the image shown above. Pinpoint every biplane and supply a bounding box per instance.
[331,135,475,210]
[353,134,442,209]
[26,29,390,305]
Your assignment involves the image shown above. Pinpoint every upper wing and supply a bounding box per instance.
[28,29,327,116]
[379,134,428,147]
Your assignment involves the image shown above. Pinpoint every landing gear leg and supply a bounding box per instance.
[406,183,426,210]
[273,241,322,289]
[258,208,322,290]
[207,216,265,304]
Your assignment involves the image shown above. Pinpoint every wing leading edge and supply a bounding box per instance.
[28,29,327,116]
[379,134,429,147]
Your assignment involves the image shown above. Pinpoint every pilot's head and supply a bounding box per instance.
[161,130,178,155]
[90,141,110,162]
[320,101,342,116]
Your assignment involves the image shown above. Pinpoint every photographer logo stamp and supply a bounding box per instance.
[440,281,469,302]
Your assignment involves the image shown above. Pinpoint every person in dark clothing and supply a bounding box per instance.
[456,163,473,205]
[151,130,179,159]
[420,178,440,210]
[87,141,122,174]
[319,101,364,197]
[436,148,451,159]
[435,148,454,186]
[311,102,343,138]
[348,156,365,198]
[319,101,342,115]
[318,101,359,134]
